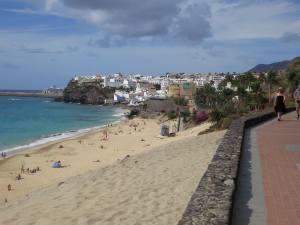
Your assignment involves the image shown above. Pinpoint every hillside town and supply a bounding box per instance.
[66,72,242,106]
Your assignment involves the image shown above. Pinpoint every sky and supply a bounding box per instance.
[0,0,300,89]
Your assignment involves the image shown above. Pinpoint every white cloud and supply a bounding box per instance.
[22,0,213,44]
[210,0,300,40]
[18,0,300,44]
[45,0,60,11]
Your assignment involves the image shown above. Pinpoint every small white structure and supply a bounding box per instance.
[103,77,123,88]
[114,91,130,102]
[43,86,63,94]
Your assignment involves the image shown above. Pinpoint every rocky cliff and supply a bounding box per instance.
[56,80,114,105]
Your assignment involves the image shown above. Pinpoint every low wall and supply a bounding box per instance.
[177,108,295,225]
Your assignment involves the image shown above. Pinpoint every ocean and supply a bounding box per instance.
[0,96,124,153]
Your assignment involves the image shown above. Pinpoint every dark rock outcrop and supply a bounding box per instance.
[58,80,114,105]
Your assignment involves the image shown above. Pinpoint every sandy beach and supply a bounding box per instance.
[0,117,225,225]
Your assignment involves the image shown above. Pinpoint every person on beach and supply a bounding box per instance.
[293,85,300,119]
[16,174,22,180]
[102,129,108,140]
[52,160,62,168]
[274,87,286,121]
[1,152,6,158]
[21,165,25,173]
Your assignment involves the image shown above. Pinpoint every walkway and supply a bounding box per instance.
[232,111,300,225]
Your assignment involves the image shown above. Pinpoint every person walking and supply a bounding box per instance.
[293,85,300,119]
[274,87,286,121]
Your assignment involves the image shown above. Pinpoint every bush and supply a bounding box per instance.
[168,111,177,120]
[209,108,225,123]
[181,110,191,122]
[223,101,236,115]
[174,97,188,106]
[220,117,233,129]
[285,100,295,108]
[194,111,209,124]
[237,106,248,115]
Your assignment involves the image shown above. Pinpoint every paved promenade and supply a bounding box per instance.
[232,111,300,225]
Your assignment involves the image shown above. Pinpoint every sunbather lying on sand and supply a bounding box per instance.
[52,161,62,168]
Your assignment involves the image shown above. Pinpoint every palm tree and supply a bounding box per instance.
[236,72,255,90]
[266,71,277,104]
[287,71,300,92]
[236,85,248,106]
[195,83,216,107]
[285,57,300,96]
[249,80,267,110]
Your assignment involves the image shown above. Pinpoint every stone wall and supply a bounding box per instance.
[177,108,295,225]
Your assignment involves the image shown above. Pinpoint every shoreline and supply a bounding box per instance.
[0,106,129,157]
[0,116,216,203]
[0,117,225,225]
[0,119,123,157]
[0,97,129,156]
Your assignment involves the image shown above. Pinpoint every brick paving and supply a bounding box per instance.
[257,112,300,225]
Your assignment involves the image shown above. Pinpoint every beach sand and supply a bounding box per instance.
[0,117,225,225]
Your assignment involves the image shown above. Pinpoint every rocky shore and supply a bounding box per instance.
[55,79,114,104]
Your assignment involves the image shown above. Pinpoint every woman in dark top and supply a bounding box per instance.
[274,87,286,121]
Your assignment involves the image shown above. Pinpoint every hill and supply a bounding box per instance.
[248,60,290,73]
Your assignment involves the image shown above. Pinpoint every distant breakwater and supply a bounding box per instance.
[0,92,62,98]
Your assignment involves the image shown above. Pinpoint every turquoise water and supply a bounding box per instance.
[0,96,123,152]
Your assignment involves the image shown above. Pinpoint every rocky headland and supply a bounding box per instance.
[55,79,114,104]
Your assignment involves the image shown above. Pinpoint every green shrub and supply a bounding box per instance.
[221,117,233,129]
[168,111,177,120]
[285,100,296,108]
[237,106,248,115]
[209,108,225,123]
[181,110,191,122]
[223,102,236,115]
[174,97,188,106]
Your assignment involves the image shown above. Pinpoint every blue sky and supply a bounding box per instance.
[0,0,300,90]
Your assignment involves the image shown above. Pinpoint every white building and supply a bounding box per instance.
[103,76,123,88]
[209,74,225,89]
[161,79,170,91]
[123,79,137,89]
[194,75,210,87]
[114,91,130,102]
